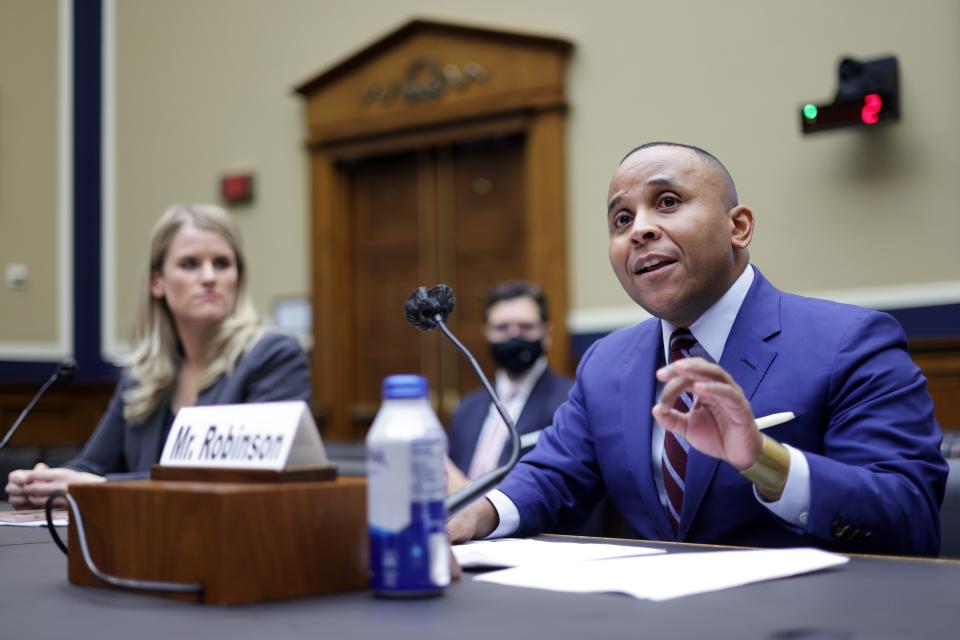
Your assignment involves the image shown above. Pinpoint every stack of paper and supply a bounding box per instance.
[471,546,848,601]
[453,538,664,569]
[0,509,68,527]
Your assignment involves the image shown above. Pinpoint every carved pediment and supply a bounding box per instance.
[295,19,573,144]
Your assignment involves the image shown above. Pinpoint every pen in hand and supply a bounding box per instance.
[755,412,795,430]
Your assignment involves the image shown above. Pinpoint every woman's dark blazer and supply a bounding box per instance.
[64,331,311,478]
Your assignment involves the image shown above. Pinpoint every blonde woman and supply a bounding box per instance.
[6,204,310,508]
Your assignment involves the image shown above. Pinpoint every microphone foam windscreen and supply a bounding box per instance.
[429,284,456,320]
[404,284,456,331]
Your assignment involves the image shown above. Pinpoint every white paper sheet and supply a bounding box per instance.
[453,538,664,569]
[474,547,848,601]
[0,509,68,527]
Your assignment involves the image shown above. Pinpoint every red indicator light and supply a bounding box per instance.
[861,93,882,125]
[220,173,254,205]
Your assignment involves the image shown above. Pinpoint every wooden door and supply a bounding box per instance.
[442,137,526,411]
[343,136,526,430]
[297,20,572,440]
[348,150,427,425]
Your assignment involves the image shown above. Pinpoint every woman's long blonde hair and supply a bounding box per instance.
[122,204,264,423]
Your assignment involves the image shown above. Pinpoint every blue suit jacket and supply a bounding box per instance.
[65,331,311,477]
[448,368,573,474]
[498,270,948,555]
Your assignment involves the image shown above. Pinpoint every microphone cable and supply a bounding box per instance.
[45,491,204,596]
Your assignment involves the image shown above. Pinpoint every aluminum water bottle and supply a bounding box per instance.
[366,374,450,597]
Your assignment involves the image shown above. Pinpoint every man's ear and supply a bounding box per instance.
[542,321,553,352]
[729,205,754,250]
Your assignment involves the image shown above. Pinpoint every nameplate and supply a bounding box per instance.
[159,401,327,471]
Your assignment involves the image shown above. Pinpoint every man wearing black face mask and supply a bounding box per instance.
[447,281,573,483]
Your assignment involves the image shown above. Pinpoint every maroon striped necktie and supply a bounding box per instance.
[662,328,698,535]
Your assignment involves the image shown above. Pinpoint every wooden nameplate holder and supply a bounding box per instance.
[67,464,369,605]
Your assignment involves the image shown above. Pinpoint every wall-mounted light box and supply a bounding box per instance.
[800,56,900,134]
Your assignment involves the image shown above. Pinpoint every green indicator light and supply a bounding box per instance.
[803,104,818,120]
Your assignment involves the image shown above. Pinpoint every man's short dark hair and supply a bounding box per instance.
[485,280,549,323]
[620,141,739,207]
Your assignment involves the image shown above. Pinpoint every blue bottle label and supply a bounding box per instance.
[368,438,449,593]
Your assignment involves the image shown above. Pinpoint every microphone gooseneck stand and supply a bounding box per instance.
[0,359,77,452]
[404,284,521,519]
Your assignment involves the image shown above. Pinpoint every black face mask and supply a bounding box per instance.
[490,337,543,375]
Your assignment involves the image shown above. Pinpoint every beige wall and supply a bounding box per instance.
[567,0,960,324]
[0,0,62,352]
[5,1,958,356]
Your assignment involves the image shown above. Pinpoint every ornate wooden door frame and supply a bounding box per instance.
[296,20,573,437]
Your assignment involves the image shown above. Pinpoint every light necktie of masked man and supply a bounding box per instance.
[468,384,519,479]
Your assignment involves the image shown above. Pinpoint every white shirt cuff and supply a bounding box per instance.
[753,444,811,527]
[485,489,521,538]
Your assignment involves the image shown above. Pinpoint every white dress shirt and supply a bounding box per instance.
[487,265,811,538]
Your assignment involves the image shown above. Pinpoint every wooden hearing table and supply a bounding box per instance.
[1,511,956,640]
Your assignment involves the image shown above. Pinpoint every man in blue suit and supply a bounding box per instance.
[447,281,572,486]
[448,142,947,556]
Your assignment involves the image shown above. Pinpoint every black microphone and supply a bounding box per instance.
[403,284,456,330]
[404,284,520,519]
[0,358,78,452]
